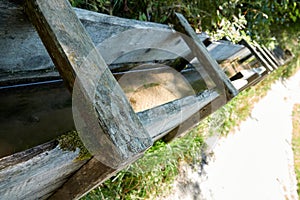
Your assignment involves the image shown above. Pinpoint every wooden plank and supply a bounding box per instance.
[49,158,116,200]
[206,41,245,62]
[253,41,278,70]
[262,45,281,67]
[230,69,260,91]
[239,39,274,72]
[0,87,219,199]
[22,2,155,199]
[138,89,219,140]
[0,141,87,200]
[163,94,225,142]
[0,0,55,83]
[25,0,152,167]
[172,13,238,100]
[0,1,181,82]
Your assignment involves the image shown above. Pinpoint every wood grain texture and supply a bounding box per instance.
[206,41,245,63]
[0,1,175,83]
[262,45,281,67]
[253,41,278,70]
[0,141,87,200]
[49,158,116,199]
[24,0,152,168]
[0,85,218,200]
[172,13,238,100]
[163,93,225,142]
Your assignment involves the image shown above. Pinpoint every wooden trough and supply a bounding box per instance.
[0,0,293,199]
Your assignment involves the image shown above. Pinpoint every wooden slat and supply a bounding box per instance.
[49,158,116,200]
[206,41,245,62]
[163,93,225,142]
[22,0,154,199]
[239,39,274,72]
[139,89,219,140]
[261,45,281,67]
[253,41,278,70]
[172,13,238,100]
[0,141,87,200]
[50,89,219,199]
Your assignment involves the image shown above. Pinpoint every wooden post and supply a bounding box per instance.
[171,13,238,100]
[24,0,152,198]
[161,12,238,142]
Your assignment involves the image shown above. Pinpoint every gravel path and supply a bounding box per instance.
[161,70,300,200]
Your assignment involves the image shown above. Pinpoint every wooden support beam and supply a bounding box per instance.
[172,13,238,100]
[253,41,278,70]
[262,45,281,67]
[25,0,152,165]
[163,93,224,142]
[24,0,152,198]
[0,140,88,200]
[239,39,274,72]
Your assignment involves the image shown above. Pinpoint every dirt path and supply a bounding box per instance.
[161,70,300,200]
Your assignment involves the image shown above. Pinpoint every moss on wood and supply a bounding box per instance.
[57,131,92,161]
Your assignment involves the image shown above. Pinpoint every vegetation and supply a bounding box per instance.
[70,0,300,45]
[67,0,300,199]
[58,131,92,161]
[292,104,300,195]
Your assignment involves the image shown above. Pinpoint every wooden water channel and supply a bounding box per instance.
[0,0,293,199]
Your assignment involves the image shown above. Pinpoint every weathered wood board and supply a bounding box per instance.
[1,0,291,199]
[206,41,246,63]
[0,141,87,200]
[0,85,219,199]
[239,39,274,72]
[171,13,239,100]
[0,0,217,85]
[262,45,281,67]
[0,1,196,83]
[253,41,278,70]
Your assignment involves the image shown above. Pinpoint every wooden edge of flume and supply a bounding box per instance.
[0,0,294,199]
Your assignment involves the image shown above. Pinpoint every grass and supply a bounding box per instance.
[83,131,204,199]
[292,104,300,195]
